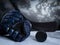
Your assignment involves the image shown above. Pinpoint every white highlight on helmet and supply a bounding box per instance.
[18,0,60,22]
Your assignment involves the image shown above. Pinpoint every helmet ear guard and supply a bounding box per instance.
[10,20,31,42]
[1,10,31,42]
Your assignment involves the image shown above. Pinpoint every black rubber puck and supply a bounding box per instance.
[35,31,47,42]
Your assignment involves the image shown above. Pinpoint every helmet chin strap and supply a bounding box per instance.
[9,0,59,32]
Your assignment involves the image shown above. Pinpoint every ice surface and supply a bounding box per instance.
[0,31,60,45]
